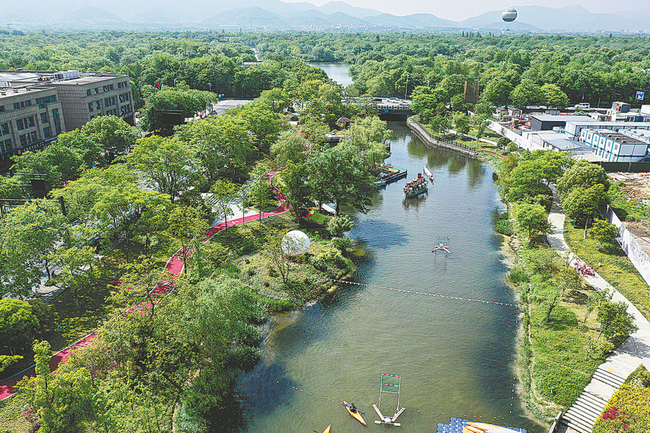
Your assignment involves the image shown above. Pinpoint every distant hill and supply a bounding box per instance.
[3,0,650,33]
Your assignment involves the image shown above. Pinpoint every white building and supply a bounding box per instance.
[581,129,649,162]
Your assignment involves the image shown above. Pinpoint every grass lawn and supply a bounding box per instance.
[563,220,650,322]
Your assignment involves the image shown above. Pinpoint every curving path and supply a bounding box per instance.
[0,170,290,401]
[547,185,650,433]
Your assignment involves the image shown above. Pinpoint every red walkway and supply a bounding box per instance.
[0,170,289,400]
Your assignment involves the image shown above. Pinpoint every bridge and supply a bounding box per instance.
[371,97,413,118]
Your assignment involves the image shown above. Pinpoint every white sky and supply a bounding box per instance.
[283,0,650,20]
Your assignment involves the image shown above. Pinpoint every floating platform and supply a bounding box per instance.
[436,417,526,433]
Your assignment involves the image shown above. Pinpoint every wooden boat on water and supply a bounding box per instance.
[343,401,367,425]
[403,173,428,197]
[375,164,407,186]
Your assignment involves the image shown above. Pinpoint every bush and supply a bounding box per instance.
[496,219,513,236]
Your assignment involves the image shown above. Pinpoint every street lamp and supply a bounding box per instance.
[208,82,213,92]
[173,78,177,87]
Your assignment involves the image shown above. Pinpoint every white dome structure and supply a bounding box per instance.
[282,230,311,256]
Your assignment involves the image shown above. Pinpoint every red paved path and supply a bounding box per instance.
[0,171,289,400]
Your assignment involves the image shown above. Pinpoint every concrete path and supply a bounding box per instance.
[546,185,650,433]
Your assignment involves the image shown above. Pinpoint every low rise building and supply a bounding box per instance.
[0,84,65,171]
[581,129,649,162]
[0,70,133,172]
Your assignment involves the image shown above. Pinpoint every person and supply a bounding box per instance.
[350,403,358,413]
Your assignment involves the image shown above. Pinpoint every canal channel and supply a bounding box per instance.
[236,110,542,431]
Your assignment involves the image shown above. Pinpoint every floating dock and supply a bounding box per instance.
[436,417,526,433]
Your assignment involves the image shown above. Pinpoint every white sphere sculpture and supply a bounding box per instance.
[282,230,311,256]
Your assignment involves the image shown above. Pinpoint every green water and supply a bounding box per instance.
[236,123,543,433]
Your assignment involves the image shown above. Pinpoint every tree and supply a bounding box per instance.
[167,206,208,274]
[307,143,376,215]
[480,78,513,107]
[597,301,638,343]
[510,79,544,109]
[563,183,607,230]
[0,199,67,298]
[271,130,308,166]
[453,112,471,135]
[558,160,609,198]
[341,116,391,167]
[281,162,313,222]
[50,246,98,308]
[178,116,256,183]
[211,179,239,230]
[0,299,40,357]
[127,135,199,203]
[140,88,217,133]
[81,115,139,157]
[12,141,84,187]
[541,83,570,108]
[19,340,94,433]
[514,202,552,239]
[590,220,620,250]
[247,174,277,225]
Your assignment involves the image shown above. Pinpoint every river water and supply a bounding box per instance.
[236,121,542,433]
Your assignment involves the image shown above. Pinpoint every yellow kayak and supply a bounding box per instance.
[343,401,366,425]
[323,424,331,433]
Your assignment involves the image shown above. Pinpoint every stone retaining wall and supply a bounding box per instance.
[407,118,478,159]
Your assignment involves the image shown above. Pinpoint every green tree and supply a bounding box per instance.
[480,77,513,107]
[514,202,552,239]
[0,199,67,297]
[563,183,607,229]
[127,135,199,203]
[281,162,313,221]
[558,160,609,198]
[0,298,39,356]
[167,206,208,274]
[271,130,308,166]
[597,301,638,343]
[81,115,139,157]
[50,246,98,308]
[178,116,256,183]
[510,79,544,109]
[541,83,570,108]
[453,112,471,135]
[589,220,620,250]
[211,179,239,230]
[307,143,376,215]
[140,88,217,133]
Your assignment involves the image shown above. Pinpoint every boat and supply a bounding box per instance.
[423,165,434,183]
[343,401,367,425]
[323,424,332,433]
[403,173,428,197]
[375,164,407,186]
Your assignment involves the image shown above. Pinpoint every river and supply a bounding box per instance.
[236,121,542,433]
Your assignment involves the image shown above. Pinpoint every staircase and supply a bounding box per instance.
[558,366,627,433]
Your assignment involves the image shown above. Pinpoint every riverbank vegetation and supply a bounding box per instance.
[0,34,392,430]
[494,149,647,426]
[3,29,650,431]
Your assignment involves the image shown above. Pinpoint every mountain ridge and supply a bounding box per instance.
[3,1,650,32]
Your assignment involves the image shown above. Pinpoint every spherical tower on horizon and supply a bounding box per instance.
[502,8,517,23]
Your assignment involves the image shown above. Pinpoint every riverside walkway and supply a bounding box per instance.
[547,185,650,433]
[0,170,290,401]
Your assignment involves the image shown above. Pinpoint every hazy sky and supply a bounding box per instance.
[283,0,649,20]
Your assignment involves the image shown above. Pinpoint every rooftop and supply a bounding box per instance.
[592,129,648,145]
